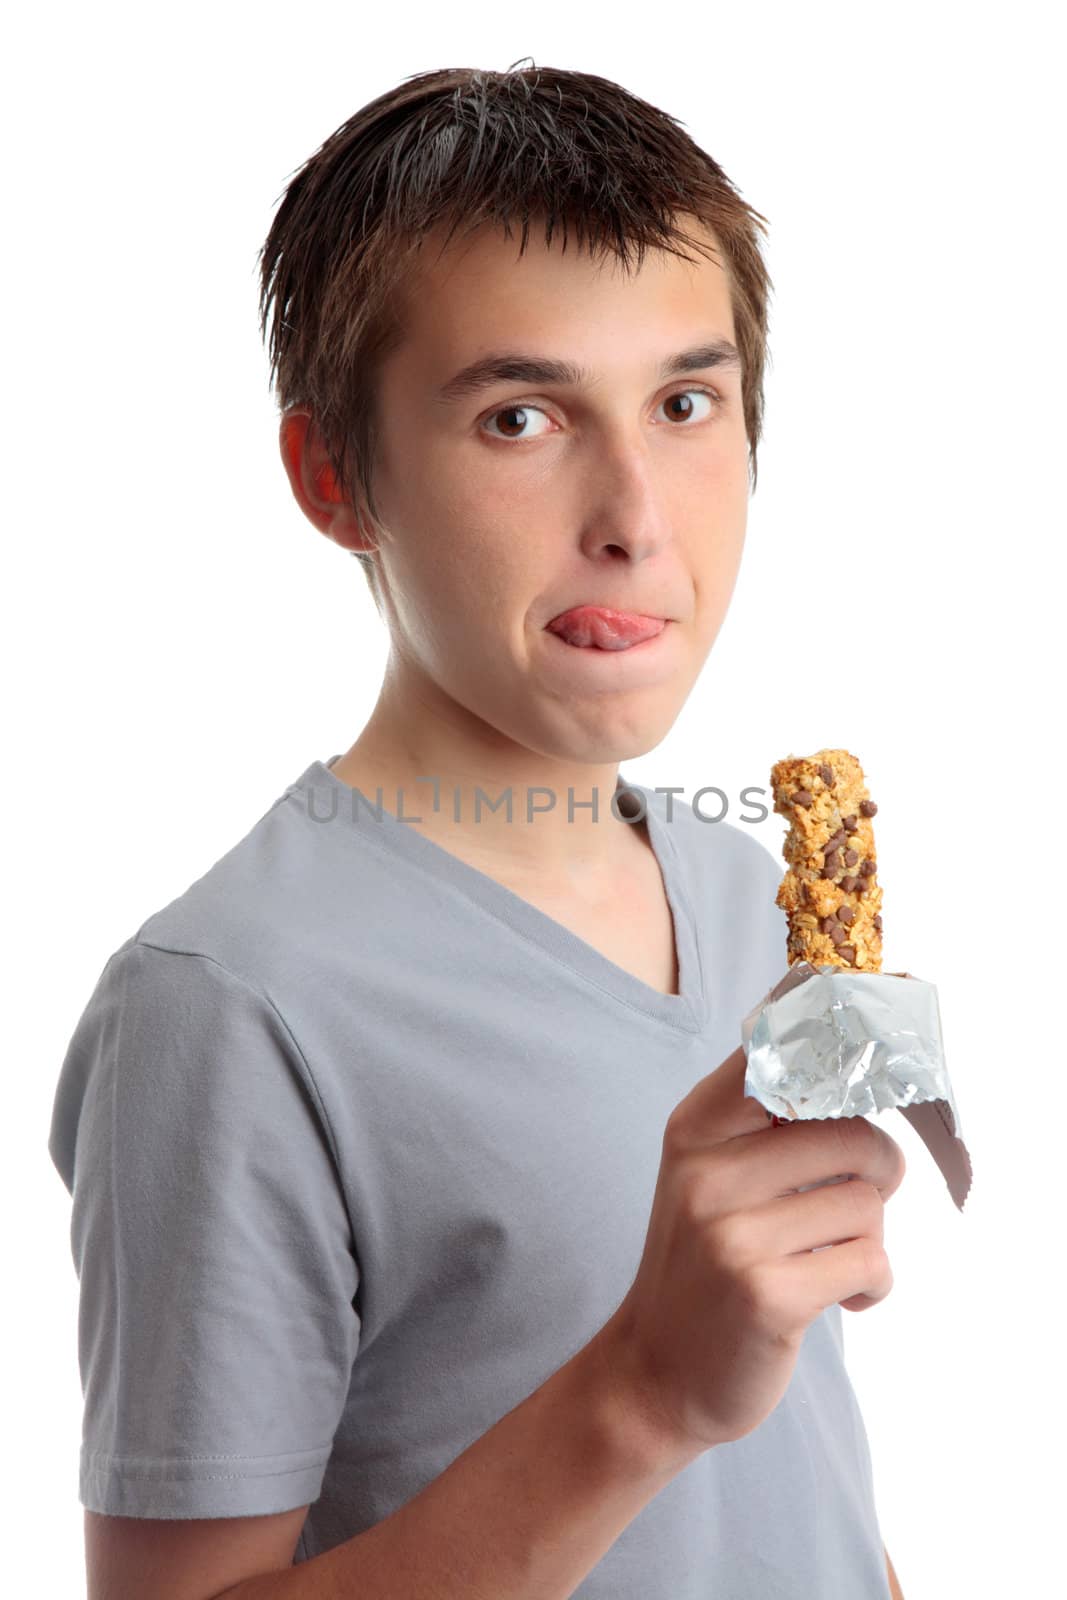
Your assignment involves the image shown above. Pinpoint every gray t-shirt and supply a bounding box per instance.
[48,756,891,1598]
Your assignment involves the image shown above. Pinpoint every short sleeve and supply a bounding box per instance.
[47,939,362,1519]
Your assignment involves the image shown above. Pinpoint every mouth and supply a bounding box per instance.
[545,605,668,651]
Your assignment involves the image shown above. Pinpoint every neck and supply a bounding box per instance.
[328,667,647,880]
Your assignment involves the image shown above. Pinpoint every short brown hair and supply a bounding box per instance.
[258,60,772,610]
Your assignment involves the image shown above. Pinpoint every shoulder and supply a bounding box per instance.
[119,767,355,995]
[48,929,330,1206]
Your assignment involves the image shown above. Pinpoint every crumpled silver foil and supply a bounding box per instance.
[741,962,972,1210]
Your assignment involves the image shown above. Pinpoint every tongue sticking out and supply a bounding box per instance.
[547,607,667,650]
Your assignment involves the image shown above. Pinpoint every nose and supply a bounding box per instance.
[575,438,674,564]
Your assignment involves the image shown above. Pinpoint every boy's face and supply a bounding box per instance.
[335,214,748,768]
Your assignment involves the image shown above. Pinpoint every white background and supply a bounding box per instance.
[7,4,1062,1595]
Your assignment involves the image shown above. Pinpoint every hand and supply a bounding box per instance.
[601,1044,906,1459]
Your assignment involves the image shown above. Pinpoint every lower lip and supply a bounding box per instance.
[541,621,675,673]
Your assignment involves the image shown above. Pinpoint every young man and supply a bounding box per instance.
[49,64,907,1600]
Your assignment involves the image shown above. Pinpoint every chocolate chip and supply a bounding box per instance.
[854,877,867,896]
[821,916,837,935]
[840,875,858,892]
[860,800,878,817]
[818,763,834,785]
[874,914,883,932]
[793,789,813,808]
[843,814,858,832]
[821,852,840,878]
[829,924,846,945]
[825,829,847,851]
[838,905,855,926]
[844,848,859,866]
[860,858,876,877]
[837,944,856,963]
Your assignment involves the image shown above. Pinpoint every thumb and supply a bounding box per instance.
[668,1044,779,1151]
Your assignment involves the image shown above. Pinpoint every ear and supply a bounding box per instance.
[278,408,376,555]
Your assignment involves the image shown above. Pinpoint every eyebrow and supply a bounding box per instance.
[434,337,742,406]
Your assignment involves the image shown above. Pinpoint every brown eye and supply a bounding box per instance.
[659,388,718,425]
[481,403,553,441]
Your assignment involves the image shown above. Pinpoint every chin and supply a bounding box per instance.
[540,712,682,768]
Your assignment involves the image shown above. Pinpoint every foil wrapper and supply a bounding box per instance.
[741,962,972,1210]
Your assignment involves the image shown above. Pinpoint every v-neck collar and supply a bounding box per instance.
[287,756,708,1034]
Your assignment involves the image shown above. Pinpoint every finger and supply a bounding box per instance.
[668,1045,778,1151]
[705,1116,906,1209]
[736,1179,885,1262]
[770,1233,895,1320]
